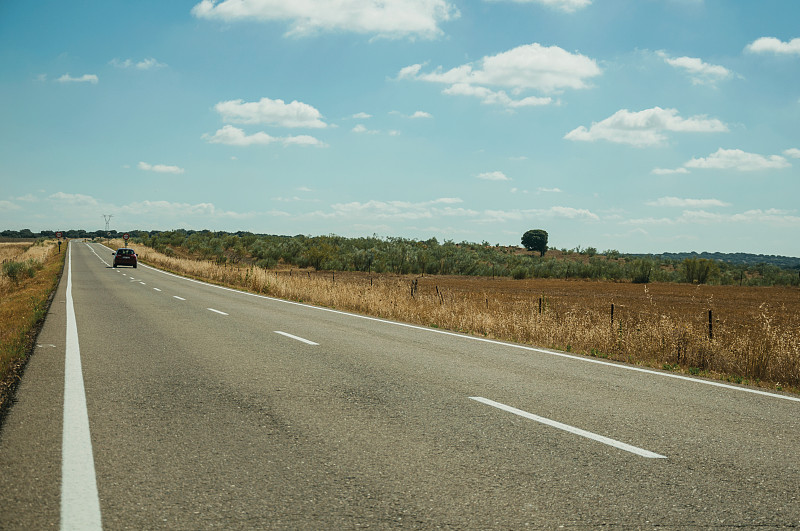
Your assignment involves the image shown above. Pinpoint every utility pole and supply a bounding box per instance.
[103,214,113,238]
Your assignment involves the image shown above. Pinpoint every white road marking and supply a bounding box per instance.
[173,296,186,301]
[274,331,319,345]
[153,288,161,292]
[62,242,103,530]
[85,242,111,267]
[119,245,799,403]
[139,282,146,285]
[207,308,228,315]
[470,397,667,459]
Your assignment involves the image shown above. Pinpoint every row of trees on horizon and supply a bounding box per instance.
[133,230,799,287]
[2,228,798,286]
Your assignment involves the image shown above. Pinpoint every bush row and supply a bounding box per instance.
[128,231,800,287]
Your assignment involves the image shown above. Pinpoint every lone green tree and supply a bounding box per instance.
[521,229,548,257]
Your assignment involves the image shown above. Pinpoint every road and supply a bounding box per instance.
[1,240,798,528]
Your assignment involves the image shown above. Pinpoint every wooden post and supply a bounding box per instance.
[611,303,614,327]
[538,297,542,314]
[708,309,713,341]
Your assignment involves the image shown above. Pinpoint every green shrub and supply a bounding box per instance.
[511,266,528,279]
[2,261,25,282]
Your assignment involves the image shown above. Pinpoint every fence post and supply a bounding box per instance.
[708,309,713,341]
[611,303,615,327]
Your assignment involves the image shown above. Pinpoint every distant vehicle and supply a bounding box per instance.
[112,248,137,268]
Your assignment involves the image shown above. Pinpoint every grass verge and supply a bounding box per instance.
[0,241,65,422]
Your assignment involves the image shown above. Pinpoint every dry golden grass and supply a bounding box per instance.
[0,241,57,290]
[0,240,64,412]
[0,242,34,263]
[107,239,800,393]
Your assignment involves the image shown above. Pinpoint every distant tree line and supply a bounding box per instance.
[132,229,799,287]
[1,228,124,240]
[3,228,798,286]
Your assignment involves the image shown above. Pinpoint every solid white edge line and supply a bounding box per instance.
[274,331,319,345]
[470,397,667,459]
[91,244,798,404]
[62,242,103,530]
[207,308,228,316]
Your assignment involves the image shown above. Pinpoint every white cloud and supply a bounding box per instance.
[57,73,98,84]
[537,187,562,192]
[329,198,472,220]
[484,0,591,13]
[651,167,690,175]
[657,51,731,85]
[0,200,21,211]
[138,161,185,174]
[203,125,327,147]
[564,107,728,147]
[783,148,800,158]
[442,83,552,107]
[478,205,599,223]
[672,209,800,227]
[401,43,600,108]
[477,171,510,181]
[685,148,790,171]
[352,112,372,119]
[110,57,167,69]
[646,196,730,208]
[47,192,100,206]
[191,0,459,39]
[746,37,800,55]
[548,206,599,219]
[352,124,379,134]
[283,134,326,146]
[390,110,434,118]
[215,98,328,128]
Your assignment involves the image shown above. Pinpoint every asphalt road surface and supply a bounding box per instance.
[1,241,798,529]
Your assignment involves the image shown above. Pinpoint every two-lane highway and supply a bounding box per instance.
[1,241,798,528]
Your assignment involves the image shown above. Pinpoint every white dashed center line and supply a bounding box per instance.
[470,397,666,459]
[274,331,319,345]
[153,288,161,292]
[207,308,228,316]
[173,296,186,301]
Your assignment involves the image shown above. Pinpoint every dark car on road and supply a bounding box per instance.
[113,248,137,268]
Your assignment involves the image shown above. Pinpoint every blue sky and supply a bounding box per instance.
[1,0,799,256]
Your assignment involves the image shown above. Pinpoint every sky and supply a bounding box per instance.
[1,0,799,256]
